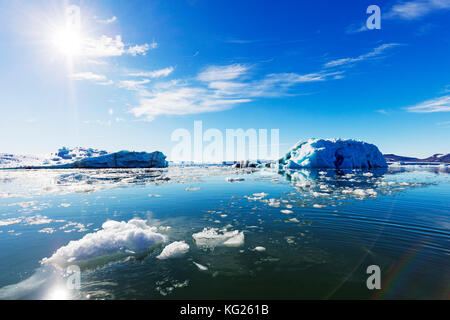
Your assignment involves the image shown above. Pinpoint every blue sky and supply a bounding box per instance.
[0,0,449,158]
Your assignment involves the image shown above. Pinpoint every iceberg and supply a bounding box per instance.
[278,139,387,169]
[192,228,244,248]
[157,241,190,260]
[65,151,168,169]
[0,148,168,169]
[41,218,166,267]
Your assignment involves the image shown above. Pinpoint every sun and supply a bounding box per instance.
[52,25,83,57]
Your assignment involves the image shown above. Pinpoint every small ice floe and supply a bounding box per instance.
[15,201,37,209]
[313,204,326,208]
[363,172,373,177]
[38,228,56,234]
[41,218,166,268]
[148,194,162,198]
[157,241,190,260]
[254,246,266,252]
[24,215,52,225]
[281,209,293,214]
[0,218,22,226]
[185,187,200,191]
[59,222,87,232]
[192,228,244,248]
[312,191,330,198]
[193,262,208,271]
[268,199,281,207]
[226,177,245,183]
[288,218,300,223]
[353,188,377,198]
[59,203,71,208]
[285,236,295,244]
[253,192,268,198]
[399,182,410,186]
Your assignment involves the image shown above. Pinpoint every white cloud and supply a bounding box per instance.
[386,0,450,20]
[70,72,113,86]
[118,79,151,91]
[80,35,155,58]
[128,64,342,121]
[406,95,450,113]
[198,64,249,81]
[130,86,251,121]
[70,72,106,81]
[127,42,157,56]
[324,43,400,68]
[346,24,368,34]
[97,16,117,24]
[128,67,174,78]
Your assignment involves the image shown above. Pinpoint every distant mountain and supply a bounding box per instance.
[384,153,450,163]
[422,154,450,163]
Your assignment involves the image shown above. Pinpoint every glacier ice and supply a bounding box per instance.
[68,151,168,169]
[0,148,168,169]
[157,241,190,259]
[278,139,387,169]
[192,228,244,248]
[41,218,166,267]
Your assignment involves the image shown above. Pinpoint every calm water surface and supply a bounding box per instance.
[0,166,448,299]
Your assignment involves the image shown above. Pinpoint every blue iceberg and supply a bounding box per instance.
[278,139,387,169]
[69,150,168,168]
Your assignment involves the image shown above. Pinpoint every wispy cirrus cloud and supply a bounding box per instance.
[406,95,450,113]
[128,64,342,121]
[197,64,249,82]
[82,35,155,57]
[128,67,174,78]
[70,72,113,85]
[96,16,117,24]
[346,24,368,34]
[386,0,450,20]
[324,43,400,68]
[118,79,151,91]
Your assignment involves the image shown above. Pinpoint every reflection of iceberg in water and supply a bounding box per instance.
[277,167,428,203]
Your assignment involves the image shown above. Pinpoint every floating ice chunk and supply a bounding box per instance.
[353,188,377,197]
[0,218,22,226]
[268,199,281,207]
[148,194,162,198]
[281,209,293,214]
[288,218,300,223]
[253,192,268,198]
[193,262,208,271]
[313,204,326,208]
[24,215,52,225]
[223,232,245,247]
[41,218,166,267]
[192,228,244,248]
[39,228,56,234]
[279,139,387,169]
[254,246,266,252]
[185,187,200,191]
[226,177,245,183]
[59,203,71,208]
[157,241,190,260]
